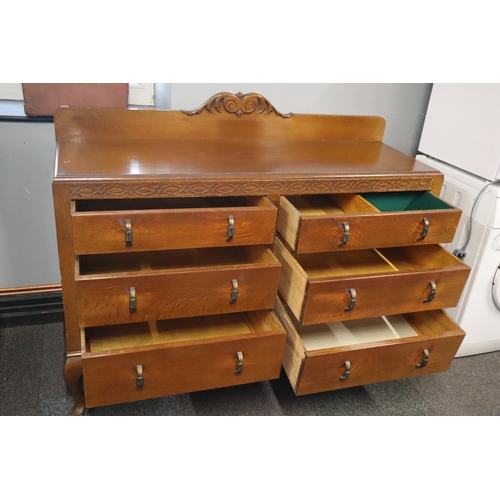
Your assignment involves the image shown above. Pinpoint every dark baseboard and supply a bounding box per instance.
[0,290,64,328]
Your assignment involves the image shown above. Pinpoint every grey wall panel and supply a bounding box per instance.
[0,121,60,288]
[171,83,432,156]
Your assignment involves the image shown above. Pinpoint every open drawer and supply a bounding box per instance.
[274,237,470,325]
[76,246,281,327]
[81,310,287,408]
[277,192,461,253]
[274,298,465,395]
[72,196,277,254]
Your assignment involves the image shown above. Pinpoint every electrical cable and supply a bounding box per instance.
[453,180,498,259]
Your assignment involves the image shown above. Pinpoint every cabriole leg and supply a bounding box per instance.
[64,354,85,416]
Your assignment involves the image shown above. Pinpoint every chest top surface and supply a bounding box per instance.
[52,92,441,197]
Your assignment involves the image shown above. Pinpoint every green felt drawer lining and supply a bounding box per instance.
[361,191,453,212]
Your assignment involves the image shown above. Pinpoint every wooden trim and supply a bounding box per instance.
[54,106,386,142]
[0,284,61,297]
[53,183,81,352]
[65,176,437,199]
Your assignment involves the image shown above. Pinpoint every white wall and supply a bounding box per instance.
[172,83,432,156]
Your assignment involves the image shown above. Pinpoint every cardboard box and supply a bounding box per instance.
[21,83,129,116]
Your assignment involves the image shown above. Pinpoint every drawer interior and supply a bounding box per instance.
[361,191,454,212]
[289,308,460,352]
[83,310,282,353]
[282,192,454,219]
[293,244,464,279]
[78,245,278,276]
[298,315,419,351]
[283,194,379,216]
[74,196,271,212]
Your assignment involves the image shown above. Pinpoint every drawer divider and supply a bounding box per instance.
[373,248,399,271]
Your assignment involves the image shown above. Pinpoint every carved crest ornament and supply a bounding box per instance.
[182,92,293,118]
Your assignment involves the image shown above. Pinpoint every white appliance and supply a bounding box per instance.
[418,83,500,182]
[415,156,500,356]
[417,83,500,357]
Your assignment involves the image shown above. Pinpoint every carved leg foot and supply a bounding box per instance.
[64,354,86,416]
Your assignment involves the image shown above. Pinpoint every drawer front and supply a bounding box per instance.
[278,193,461,253]
[274,238,470,325]
[82,329,287,408]
[295,326,463,395]
[73,197,277,254]
[274,301,465,396]
[300,270,469,325]
[76,264,281,327]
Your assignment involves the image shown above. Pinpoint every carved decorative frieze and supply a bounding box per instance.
[70,177,434,199]
[182,92,293,118]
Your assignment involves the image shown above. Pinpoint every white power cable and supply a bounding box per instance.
[453,180,497,259]
[449,178,500,312]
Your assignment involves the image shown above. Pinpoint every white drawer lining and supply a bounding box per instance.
[299,315,418,351]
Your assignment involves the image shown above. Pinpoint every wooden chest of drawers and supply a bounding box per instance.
[52,92,469,414]
[273,189,469,395]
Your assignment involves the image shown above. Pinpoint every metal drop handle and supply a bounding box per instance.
[125,219,133,246]
[129,287,137,312]
[345,288,357,312]
[416,349,429,368]
[230,279,239,304]
[340,361,351,381]
[227,216,235,241]
[417,217,429,241]
[423,281,436,303]
[136,365,144,388]
[339,222,350,247]
[235,351,244,374]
